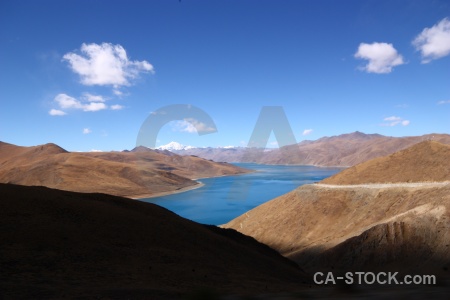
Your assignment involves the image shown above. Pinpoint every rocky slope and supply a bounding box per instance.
[0,141,250,198]
[223,141,450,278]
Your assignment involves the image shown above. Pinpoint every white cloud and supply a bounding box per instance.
[172,120,196,133]
[83,102,107,112]
[55,93,83,109]
[171,118,216,134]
[384,116,401,122]
[302,129,313,136]
[51,93,108,114]
[437,100,450,105]
[49,109,66,116]
[82,93,106,102]
[83,128,92,134]
[381,116,410,127]
[113,89,123,96]
[90,149,103,152]
[413,18,450,63]
[184,118,216,133]
[354,42,404,73]
[63,42,154,87]
[110,104,124,110]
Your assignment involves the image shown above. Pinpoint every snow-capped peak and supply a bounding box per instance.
[157,141,194,151]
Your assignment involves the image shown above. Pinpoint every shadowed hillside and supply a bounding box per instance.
[0,141,250,198]
[223,141,450,281]
[0,183,309,299]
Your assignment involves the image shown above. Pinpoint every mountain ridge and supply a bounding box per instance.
[321,140,450,184]
[170,132,450,166]
[223,141,450,277]
[0,141,250,198]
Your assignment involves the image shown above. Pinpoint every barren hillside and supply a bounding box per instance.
[0,183,308,298]
[175,132,450,166]
[0,141,250,198]
[223,141,450,276]
[322,141,450,184]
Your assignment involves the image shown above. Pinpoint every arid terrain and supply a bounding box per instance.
[2,140,450,298]
[0,183,309,299]
[223,141,450,280]
[174,132,450,166]
[321,140,450,184]
[0,141,250,198]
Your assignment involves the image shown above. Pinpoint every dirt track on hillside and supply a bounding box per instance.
[314,181,450,189]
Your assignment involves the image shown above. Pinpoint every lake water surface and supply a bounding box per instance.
[140,163,342,225]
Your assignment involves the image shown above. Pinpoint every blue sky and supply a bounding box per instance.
[1,0,449,151]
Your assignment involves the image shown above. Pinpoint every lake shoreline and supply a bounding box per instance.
[131,164,340,201]
[130,165,256,200]
[138,164,342,225]
[130,181,205,200]
[131,171,257,200]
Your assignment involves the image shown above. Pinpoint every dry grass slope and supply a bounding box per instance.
[0,141,250,198]
[0,183,309,299]
[321,141,450,184]
[223,141,450,281]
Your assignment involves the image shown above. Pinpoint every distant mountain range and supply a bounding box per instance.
[157,141,195,151]
[165,131,450,166]
[0,141,250,198]
[156,141,237,151]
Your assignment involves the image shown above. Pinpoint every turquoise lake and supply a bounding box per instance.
[140,163,342,225]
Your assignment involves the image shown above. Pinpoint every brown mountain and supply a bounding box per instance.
[0,183,308,299]
[175,132,450,166]
[322,141,450,184]
[223,141,450,279]
[0,141,250,198]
